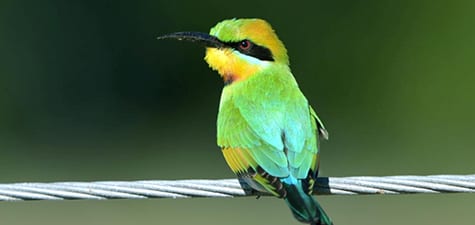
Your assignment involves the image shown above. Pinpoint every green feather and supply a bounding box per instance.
[217,63,320,179]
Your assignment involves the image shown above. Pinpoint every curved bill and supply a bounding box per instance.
[157,32,225,48]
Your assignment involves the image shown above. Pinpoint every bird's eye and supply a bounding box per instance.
[239,40,251,50]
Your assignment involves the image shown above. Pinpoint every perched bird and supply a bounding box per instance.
[158,18,332,225]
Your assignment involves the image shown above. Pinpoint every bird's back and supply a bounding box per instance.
[217,65,319,182]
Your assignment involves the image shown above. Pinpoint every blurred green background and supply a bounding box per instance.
[1,0,474,224]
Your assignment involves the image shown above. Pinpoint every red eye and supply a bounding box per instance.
[239,40,251,50]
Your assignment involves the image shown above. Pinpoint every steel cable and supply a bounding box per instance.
[0,174,474,201]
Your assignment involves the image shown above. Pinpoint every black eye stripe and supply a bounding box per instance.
[225,40,274,61]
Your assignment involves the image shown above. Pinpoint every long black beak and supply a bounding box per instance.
[157,32,225,48]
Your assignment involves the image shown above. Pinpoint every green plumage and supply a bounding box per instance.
[158,18,332,225]
[217,63,332,225]
[217,63,316,178]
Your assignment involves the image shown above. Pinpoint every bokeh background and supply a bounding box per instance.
[1,0,474,224]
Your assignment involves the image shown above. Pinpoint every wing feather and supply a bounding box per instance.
[217,69,328,180]
[218,91,289,177]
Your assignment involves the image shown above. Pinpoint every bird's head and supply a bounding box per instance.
[158,18,289,84]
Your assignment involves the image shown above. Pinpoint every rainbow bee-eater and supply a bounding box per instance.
[158,18,332,225]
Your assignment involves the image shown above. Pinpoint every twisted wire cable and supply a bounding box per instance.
[0,174,474,201]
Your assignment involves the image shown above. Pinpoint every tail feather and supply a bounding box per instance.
[283,183,333,225]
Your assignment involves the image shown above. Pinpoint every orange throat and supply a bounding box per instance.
[205,48,264,85]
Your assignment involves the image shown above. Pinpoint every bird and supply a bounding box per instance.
[158,18,333,225]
